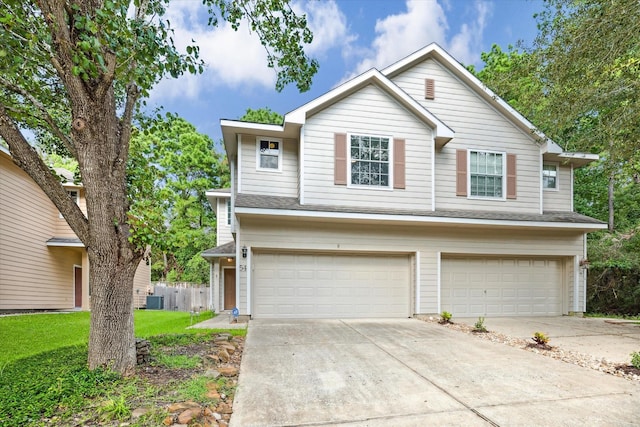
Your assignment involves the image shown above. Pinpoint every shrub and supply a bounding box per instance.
[631,351,640,369]
[473,316,487,332]
[532,331,550,346]
[439,311,452,324]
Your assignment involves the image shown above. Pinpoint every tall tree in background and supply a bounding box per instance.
[0,0,317,373]
[534,0,640,231]
[130,115,229,284]
[240,107,284,125]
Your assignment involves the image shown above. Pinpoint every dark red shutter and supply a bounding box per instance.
[506,153,517,199]
[456,149,467,196]
[334,133,347,185]
[393,138,405,189]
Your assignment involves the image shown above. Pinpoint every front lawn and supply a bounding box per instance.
[0,310,214,364]
[0,310,244,427]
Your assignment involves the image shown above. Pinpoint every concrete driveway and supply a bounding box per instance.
[230,318,640,427]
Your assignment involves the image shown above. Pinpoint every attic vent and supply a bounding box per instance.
[424,78,435,100]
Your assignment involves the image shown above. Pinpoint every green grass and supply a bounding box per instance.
[584,312,640,321]
[0,310,215,364]
[0,311,243,427]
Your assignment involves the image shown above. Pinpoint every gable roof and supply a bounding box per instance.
[382,43,562,154]
[285,68,454,147]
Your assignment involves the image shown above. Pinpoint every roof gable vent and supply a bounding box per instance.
[425,78,435,100]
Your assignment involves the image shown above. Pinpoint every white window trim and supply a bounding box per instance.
[226,199,231,225]
[542,162,560,191]
[255,136,283,172]
[467,149,506,200]
[347,132,394,190]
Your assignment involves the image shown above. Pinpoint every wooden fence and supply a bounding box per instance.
[150,284,210,312]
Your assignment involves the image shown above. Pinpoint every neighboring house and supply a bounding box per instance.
[203,43,605,320]
[0,145,150,311]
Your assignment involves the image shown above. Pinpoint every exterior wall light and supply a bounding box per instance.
[241,246,248,258]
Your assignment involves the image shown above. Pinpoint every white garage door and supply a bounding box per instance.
[253,252,410,318]
[441,257,563,317]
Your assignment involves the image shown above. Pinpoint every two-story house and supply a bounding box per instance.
[0,145,150,311]
[204,43,605,320]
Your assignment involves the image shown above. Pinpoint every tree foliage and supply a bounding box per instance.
[240,107,283,125]
[473,0,640,314]
[0,0,317,373]
[130,114,229,284]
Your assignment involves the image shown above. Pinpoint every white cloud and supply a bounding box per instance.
[151,0,354,102]
[293,0,355,57]
[151,2,276,102]
[448,0,492,64]
[347,0,492,80]
[348,0,448,77]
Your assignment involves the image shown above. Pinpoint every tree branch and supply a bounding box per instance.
[0,104,90,243]
[0,76,76,158]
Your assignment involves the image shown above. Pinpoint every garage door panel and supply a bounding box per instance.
[253,252,410,318]
[442,257,563,317]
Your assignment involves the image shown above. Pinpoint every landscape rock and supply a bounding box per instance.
[131,407,150,419]
[204,368,221,378]
[217,366,238,377]
[218,349,230,362]
[162,415,174,426]
[177,407,201,424]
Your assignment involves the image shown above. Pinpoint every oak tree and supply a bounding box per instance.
[0,0,317,373]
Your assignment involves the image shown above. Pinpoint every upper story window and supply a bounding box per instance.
[469,150,504,198]
[349,134,391,187]
[226,199,231,225]
[256,138,282,171]
[60,189,79,218]
[542,163,558,190]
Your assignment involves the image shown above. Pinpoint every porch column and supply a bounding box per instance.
[213,259,220,313]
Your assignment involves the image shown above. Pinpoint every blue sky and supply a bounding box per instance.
[147,0,544,142]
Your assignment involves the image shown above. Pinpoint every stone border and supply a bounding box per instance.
[418,316,639,382]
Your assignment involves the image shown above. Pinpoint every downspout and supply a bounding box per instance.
[300,125,305,205]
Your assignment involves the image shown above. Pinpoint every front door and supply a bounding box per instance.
[223,268,236,310]
[74,266,82,308]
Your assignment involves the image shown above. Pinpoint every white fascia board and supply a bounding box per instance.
[205,190,231,198]
[202,252,235,259]
[220,119,284,133]
[46,241,85,247]
[558,152,599,162]
[234,206,608,231]
[285,69,454,142]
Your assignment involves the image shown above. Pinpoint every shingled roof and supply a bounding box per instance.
[234,194,605,226]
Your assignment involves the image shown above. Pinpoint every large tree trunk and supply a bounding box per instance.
[608,167,615,232]
[78,86,141,373]
[88,254,138,372]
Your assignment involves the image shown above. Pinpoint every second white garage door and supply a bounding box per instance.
[252,252,411,318]
[441,256,564,317]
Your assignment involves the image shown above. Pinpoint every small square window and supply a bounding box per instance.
[60,190,79,218]
[543,164,558,189]
[257,138,281,170]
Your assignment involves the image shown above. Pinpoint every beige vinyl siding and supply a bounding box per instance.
[543,165,572,211]
[239,135,298,197]
[216,198,233,245]
[391,59,541,212]
[303,84,433,209]
[54,187,86,238]
[237,217,585,316]
[0,153,79,309]
[132,259,151,309]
